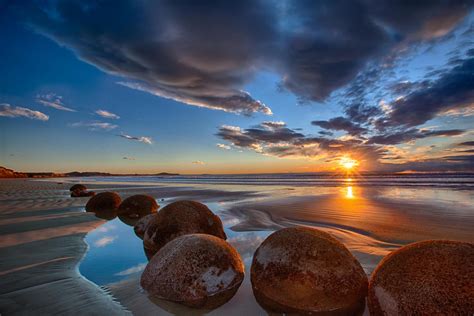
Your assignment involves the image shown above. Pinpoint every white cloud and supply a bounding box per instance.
[70,121,118,131]
[36,93,76,112]
[95,109,120,119]
[217,143,231,150]
[192,160,205,165]
[0,103,49,121]
[221,125,241,132]
[94,235,117,247]
[119,133,153,145]
[261,121,286,129]
[115,263,147,276]
[117,81,272,115]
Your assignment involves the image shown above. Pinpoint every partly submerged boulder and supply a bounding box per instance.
[134,214,157,239]
[251,226,368,315]
[141,234,244,309]
[143,200,226,255]
[69,184,87,192]
[85,192,121,214]
[368,240,474,315]
[71,190,95,198]
[118,194,159,218]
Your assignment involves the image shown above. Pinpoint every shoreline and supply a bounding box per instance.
[0,179,130,315]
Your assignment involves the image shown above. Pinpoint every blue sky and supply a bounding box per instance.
[0,1,473,174]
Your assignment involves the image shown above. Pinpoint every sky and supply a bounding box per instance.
[0,0,473,174]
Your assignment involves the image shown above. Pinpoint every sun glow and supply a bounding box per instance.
[338,156,359,171]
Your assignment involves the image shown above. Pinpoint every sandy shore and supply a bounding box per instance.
[0,179,130,315]
[0,179,264,315]
[1,178,473,315]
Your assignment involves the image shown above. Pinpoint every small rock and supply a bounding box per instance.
[251,226,368,315]
[143,200,227,255]
[368,240,474,315]
[85,192,121,213]
[141,234,244,309]
[118,194,159,218]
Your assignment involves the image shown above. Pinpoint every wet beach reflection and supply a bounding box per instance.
[80,180,474,315]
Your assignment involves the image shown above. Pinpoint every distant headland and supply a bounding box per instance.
[0,166,179,178]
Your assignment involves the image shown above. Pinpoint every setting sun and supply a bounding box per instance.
[339,156,359,171]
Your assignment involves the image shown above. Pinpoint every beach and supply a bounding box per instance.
[0,175,473,315]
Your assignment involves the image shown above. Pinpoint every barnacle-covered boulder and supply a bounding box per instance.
[143,200,226,255]
[141,234,244,309]
[118,194,159,218]
[368,240,474,315]
[251,226,368,315]
[85,192,121,213]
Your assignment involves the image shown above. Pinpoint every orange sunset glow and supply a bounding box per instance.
[338,156,359,171]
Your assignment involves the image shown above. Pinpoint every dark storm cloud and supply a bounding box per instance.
[216,122,383,164]
[216,121,472,171]
[16,0,473,114]
[380,57,474,128]
[458,141,474,146]
[443,155,474,162]
[381,154,474,172]
[318,130,334,136]
[368,129,465,145]
[389,81,431,96]
[20,0,275,115]
[344,104,382,123]
[216,123,304,148]
[278,0,472,102]
[277,0,387,101]
[312,117,367,136]
[365,0,472,41]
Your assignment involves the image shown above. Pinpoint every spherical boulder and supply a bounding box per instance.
[251,226,368,315]
[368,240,474,315]
[134,214,157,239]
[140,234,244,309]
[118,194,159,218]
[143,200,227,255]
[70,184,87,192]
[85,192,121,213]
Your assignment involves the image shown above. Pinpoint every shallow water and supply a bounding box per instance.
[79,175,474,315]
[81,201,270,285]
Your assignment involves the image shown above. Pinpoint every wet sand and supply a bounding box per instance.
[0,180,129,315]
[0,179,263,315]
[1,179,473,315]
